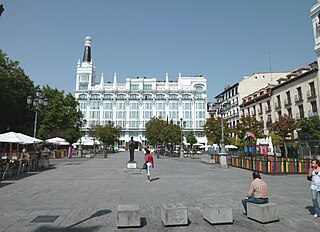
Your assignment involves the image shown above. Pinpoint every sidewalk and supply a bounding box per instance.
[0,151,318,231]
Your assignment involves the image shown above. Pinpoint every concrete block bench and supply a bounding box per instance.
[247,202,279,223]
[202,203,233,224]
[117,204,141,228]
[161,203,188,226]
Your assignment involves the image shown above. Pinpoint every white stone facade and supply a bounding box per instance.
[74,37,208,146]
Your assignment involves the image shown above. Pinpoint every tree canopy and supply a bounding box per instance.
[299,116,320,140]
[145,117,167,146]
[234,115,264,139]
[186,131,197,148]
[204,117,231,146]
[0,49,35,134]
[94,121,121,147]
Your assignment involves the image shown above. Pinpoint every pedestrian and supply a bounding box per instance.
[307,159,320,217]
[241,171,269,215]
[144,148,154,182]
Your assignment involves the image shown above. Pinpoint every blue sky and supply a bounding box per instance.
[0,0,317,101]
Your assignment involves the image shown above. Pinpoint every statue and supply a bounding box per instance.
[128,137,135,161]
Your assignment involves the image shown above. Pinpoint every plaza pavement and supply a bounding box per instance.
[0,151,319,232]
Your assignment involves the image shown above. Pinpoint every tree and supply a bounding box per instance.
[145,117,167,146]
[0,49,35,134]
[37,86,82,140]
[299,116,320,140]
[186,131,197,150]
[204,117,231,148]
[234,115,264,139]
[159,123,181,148]
[94,121,121,157]
[270,114,298,157]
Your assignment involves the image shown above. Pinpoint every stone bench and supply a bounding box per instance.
[117,204,141,228]
[161,203,188,226]
[247,202,279,223]
[202,203,233,224]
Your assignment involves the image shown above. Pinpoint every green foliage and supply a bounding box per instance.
[230,137,244,148]
[159,123,181,146]
[204,117,231,146]
[0,49,35,134]
[37,86,82,140]
[299,116,320,140]
[186,131,197,147]
[94,121,121,147]
[64,128,81,144]
[269,132,283,146]
[234,115,264,139]
[270,115,298,140]
[145,117,167,145]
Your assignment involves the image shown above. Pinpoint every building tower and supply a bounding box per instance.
[75,36,96,91]
[310,0,320,65]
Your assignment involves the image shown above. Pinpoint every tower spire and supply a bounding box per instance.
[83,36,92,62]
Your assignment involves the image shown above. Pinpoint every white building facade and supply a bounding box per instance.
[74,37,208,147]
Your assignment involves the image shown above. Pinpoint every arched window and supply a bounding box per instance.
[156,94,166,100]
[78,94,87,100]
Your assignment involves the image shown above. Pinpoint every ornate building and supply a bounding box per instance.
[74,36,208,147]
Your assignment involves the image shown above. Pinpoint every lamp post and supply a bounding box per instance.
[27,90,48,138]
[179,118,186,158]
[213,99,231,168]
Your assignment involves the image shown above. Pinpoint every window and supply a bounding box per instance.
[116,102,125,110]
[79,84,88,90]
[156,111,166,118]
[182,94,191,100]
[169,111,179,119]
[116,111,126,119]
[169,94,178,100]
[130,94,139,100]
[117,94,126,100]
[103,103,112,110]
[196,111,205,118]
[79,102,87,110]
[79,74,89,82]
[129,121,139,128]
[183,111,192,119]
[169,103,178,110]
[143,111,152,119]
[104,94,113,100]
[90,94,100,100]
[156,94,166,100]
[298,105,304,118]
[89,111,99,119]
[287,108,292,118]
[311,101,318,114]
[144,84,152,90]
[129,111,139,119]
[130,103,139,110]
[183,103,191,110]
[144,94,153,100]
[78,94,87,100]
[143,103,152,110]
[89,101,99,110]
[103,111,113,119]
[196,103,204,110]
[156,103,165,110]
[130,84,139,91]
[195,85,203,92]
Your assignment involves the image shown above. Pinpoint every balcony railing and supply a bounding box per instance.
[307,90,317,99]
[284,98,291,106]
[294,94,303,103]
[274,101,281,109]
[265,106,271,112]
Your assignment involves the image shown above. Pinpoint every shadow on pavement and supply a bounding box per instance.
[141,217,147,228]
[67,209,112,229]
[33,225,102,232]
[0,182,13,188]
[305,205,314,215]
[151,177,160,182]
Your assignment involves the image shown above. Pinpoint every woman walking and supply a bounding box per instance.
[307,159,320,217]
[144,148,154,182]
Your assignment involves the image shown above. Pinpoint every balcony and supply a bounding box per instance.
[251,111,256,116]
[294,94,303,103]
[257,108,262,115]
[265,106,271,112]
[284,98,291,106]
[307,90,317,99]
[274,101,281,109]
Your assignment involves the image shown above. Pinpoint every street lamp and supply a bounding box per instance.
[213,99,231,168]
[179,118,186,158]
[27,90,48,138]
